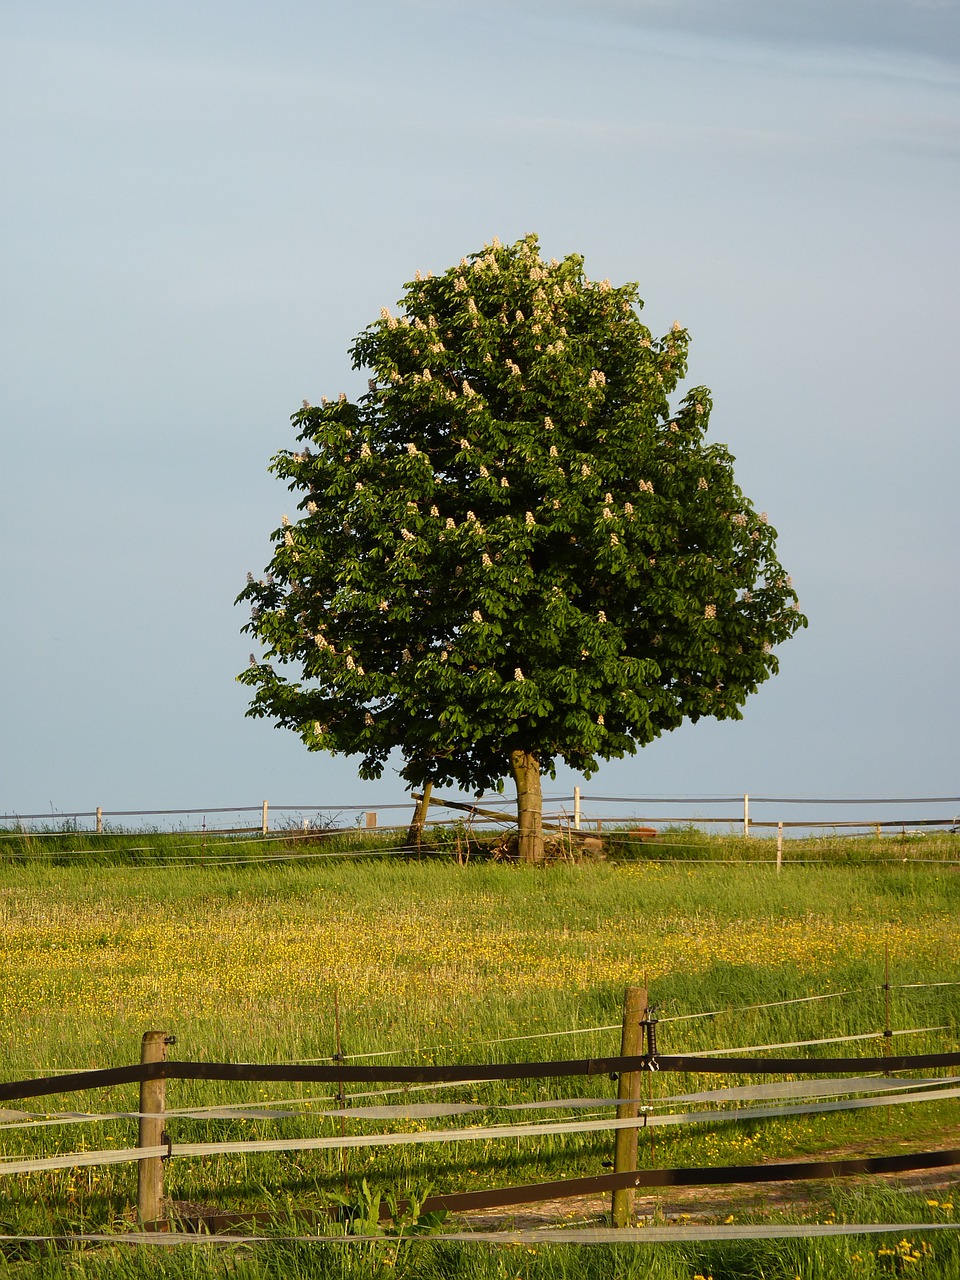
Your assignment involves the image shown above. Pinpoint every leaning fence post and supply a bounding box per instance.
[138,1030,171,1225]
[611,985,646,1227]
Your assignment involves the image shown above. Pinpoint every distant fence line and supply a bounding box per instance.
[2,791,959,840]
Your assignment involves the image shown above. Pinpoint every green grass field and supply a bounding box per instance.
[1,830,959,1277]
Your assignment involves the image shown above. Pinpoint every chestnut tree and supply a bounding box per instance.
[238,235,805,861]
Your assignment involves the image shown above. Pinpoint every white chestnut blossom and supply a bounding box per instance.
[698,476,708,490]
[364,712,374,726]
[402,648,412,662]
[525,511,535,526]
[360,443,371,458]
[306,501,318,514]
[472,610,483,623]
[514,667,524,682]
[704,604,717,619]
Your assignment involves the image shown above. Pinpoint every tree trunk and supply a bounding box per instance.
[405,782,433,851]
[510,749,544,864]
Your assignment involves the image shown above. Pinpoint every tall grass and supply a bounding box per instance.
[0,847,958,1275]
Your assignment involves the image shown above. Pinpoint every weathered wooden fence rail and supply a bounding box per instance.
[4,1015,960,1231]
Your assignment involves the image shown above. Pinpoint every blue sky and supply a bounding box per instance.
[2,0,958,823]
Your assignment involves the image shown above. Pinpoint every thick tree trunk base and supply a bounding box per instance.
[510,749,544,864]
[405,782,432,851]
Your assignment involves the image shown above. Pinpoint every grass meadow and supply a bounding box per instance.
[1,827,959,1276]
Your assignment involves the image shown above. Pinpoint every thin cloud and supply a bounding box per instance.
[429,0,960,73]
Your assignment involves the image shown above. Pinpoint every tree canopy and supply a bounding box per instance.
[238,234,806,860]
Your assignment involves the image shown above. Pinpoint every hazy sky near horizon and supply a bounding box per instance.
[3,0,958,822]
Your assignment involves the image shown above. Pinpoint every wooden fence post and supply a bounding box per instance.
[138,1030,171,1224]
[573,787,581,832]
[365,811,378,829]
[777,822,783,873]
[611,986,646,1227]
[261,800,269,835]
[743,793,750,838]
[96,807,103,835]
[883,944,892,1075]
